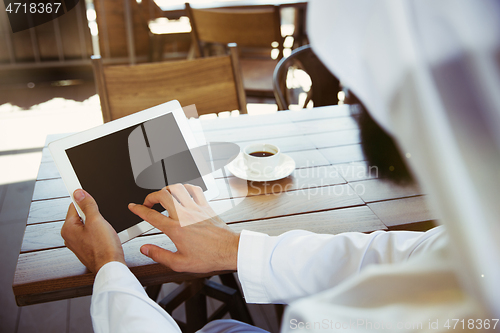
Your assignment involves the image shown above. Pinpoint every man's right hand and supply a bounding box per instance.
[128,184,240,273]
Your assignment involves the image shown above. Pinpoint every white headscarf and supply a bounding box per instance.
[308,0,500,317]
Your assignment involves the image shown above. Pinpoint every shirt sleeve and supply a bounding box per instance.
[237,226,446,304]
[91,261,181,333]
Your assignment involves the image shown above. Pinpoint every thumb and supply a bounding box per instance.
[74,189,100,219]
[140,244,179,269]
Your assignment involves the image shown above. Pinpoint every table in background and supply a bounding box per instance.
[13,105,436,306]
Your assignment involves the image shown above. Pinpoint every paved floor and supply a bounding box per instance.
[0,82,279,333]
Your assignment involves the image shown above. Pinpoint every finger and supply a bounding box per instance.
[140,244,182,271]
[143,188,178,209]
[128,203,178,232]
[65,203,83,225]
[184,184,209,206]
[73,189,100,220]
[143,189,180,220]
[168,184,197,208]
[61,203,84,240]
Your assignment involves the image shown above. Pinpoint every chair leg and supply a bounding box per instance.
[275,304,285,324]
[145,284,162,302]
[155,275,253,332]
[185,286,208,333]
[159,280,205,315]
[209,274,254,325]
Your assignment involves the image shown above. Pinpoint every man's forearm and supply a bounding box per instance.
[237,226,446,304]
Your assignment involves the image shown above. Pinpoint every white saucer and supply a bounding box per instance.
[227,153,296,182]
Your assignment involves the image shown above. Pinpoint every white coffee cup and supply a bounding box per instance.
[243,143,281,175]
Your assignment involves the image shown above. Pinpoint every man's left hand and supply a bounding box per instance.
[61,189,126,274]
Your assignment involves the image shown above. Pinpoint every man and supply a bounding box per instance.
[62,0,500,332]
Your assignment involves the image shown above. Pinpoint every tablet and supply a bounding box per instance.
[49,100,219,243]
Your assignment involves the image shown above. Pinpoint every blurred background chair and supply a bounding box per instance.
[92,43,247,121]
[0,0,93,89]
[93,0,192,64]
[186,3,284,100]
[273,45,341,110]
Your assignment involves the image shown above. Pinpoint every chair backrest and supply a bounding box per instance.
[273,45,340,110]
[186,3,283,58]
[92,44,247,122]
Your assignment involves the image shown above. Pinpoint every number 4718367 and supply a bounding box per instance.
[6,3,62,14]
[444,319,498,330]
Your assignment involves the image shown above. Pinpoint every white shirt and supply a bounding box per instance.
[307,0,500,317]
[91,226,485,333]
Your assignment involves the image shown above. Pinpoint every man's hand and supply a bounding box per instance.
[128,184,239,273]
[61,189,126,274]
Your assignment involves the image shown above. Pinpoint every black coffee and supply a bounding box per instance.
[249,151,274,157]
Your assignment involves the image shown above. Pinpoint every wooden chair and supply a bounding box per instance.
[94,0,191,63]
[186,3,284,98]
[273,45,341,110]
[0,0,92,74]
[146,274,253,333]
[92,44,247,121]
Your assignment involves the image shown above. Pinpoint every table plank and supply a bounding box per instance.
[333,161,378,182]
[286,105,352,122]
[229,206,387,235]
[318,144,365,165]
[32,178,69,201]
[219,165,346,200]
[41,147,53,163]
[203,116,359,143]
[213,184,364,223]
[235,134,316,153]
[21,221,65,253]
[199,111,292,132]
[37,160,61,180]
[307,129,361,149]
[349,179,423,203]
[286,149,331,168]
[203,122,300,142]
[27,197,72,225]
[234,129,362,153]
[294,117,358,135]
[367,196,435,227]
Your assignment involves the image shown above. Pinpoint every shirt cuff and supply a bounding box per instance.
[93,261,147,297]
[237,230,277,303]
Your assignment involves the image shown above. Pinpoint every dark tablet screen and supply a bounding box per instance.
[66,113,206,233]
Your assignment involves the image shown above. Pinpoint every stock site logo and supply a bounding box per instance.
[3,0,79,33]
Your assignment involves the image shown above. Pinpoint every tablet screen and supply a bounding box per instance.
[66,113,206,233]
